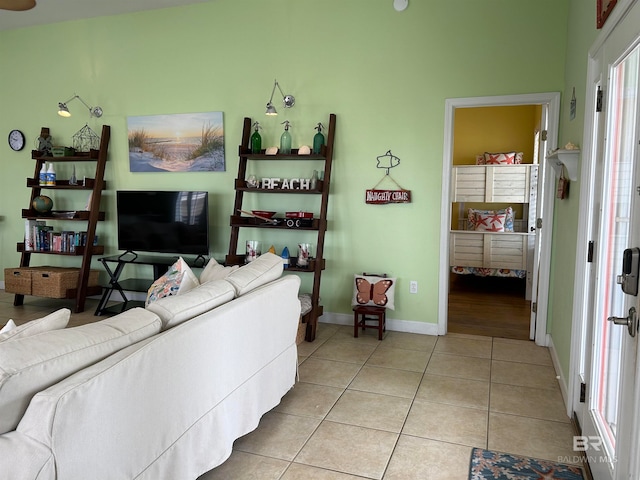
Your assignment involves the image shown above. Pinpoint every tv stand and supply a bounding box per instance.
[94,254,206,315]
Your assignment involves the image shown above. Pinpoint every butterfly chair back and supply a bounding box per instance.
[352,272,392,340]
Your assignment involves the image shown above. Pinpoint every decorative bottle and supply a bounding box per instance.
[280,120,292,154]
[313,123,325,154]
[281,246,290,269]
[46,163,56,186]
[39,163,48,186]
[250,121,262,154]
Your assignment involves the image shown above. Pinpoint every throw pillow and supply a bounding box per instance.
[475,154,485,165]
[473,212,507,232]
[0,309,70,343]
[225,252,284,297]
[484,151,517,165]
[0,307,161,434]
[146,257,199,306]
[0,320,15,335]
[468,207,514,232]
[351,274,396,310]
[146,279,236,330]
[199,258,239,284]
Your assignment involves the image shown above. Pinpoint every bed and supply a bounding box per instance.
[449,161,538,281]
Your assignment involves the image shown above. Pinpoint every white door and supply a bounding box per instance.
[581,26,640,480]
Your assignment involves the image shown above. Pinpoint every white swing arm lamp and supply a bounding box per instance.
[58,94,103,118]
[265,79,295,116]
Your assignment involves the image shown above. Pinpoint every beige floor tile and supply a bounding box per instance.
[403,399,488,447]
[282,463,363,479]
[274,382,344,419]
[233,411,321,461]
[295,421,398,480]
[297,357,362,389]
[488,413,577,463]
[326,389,412,433]
[416,373,490,410]
[297,338,325,358]
[311,338,377,364]
[426,352,491,381]
[434,335,492,358]
[198,450,289,479]
[491,360,560,390]
[490,383,570,423]
[381,331,437,351]
[348,365,422,399]
[492,338,553,366]
[332,324,382,345]
[366,345,430,372]
[384,435,472,479]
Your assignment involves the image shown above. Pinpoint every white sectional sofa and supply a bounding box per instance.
[0,253,301,480]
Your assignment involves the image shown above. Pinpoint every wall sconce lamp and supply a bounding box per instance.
[57,94,103,118]
[265,79,295,116]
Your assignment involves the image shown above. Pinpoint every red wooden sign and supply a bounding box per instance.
[365,189,412,204]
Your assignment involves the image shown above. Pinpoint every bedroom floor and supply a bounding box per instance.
[448,274,531,340]
[0,292,581,480]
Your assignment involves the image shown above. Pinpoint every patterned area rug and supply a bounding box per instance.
[469,448,585,479]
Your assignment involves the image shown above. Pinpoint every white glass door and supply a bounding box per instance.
[582,32,640,480]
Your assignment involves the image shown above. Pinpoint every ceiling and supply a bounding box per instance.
[0,0,210,31]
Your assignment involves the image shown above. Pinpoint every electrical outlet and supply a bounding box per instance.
[409,280,418,294]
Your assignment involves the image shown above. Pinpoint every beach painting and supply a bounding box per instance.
[127,111,225,172]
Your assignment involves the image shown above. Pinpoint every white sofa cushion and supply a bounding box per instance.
[0,307,161,434]
[145,279,236,330]
[0,309,70,343]
[225,252,284,296]
[199,258,239,283]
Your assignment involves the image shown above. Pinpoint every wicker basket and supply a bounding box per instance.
[296,317,307,345]
[31,267,99,299]
[4,268,33,295]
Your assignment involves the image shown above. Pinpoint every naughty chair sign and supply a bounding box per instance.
[365,189,412,204]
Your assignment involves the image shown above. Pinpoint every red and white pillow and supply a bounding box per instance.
[468,206,514,232]
[473,212,507,232]
[475,152,523,165]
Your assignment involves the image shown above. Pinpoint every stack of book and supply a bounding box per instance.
[24,220,97,253]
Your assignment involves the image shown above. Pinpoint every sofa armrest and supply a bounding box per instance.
[0,431,55,480]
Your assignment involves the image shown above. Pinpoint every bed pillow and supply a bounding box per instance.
[468,206,514,232]
[199,258,239,284]
[0,307,161,434]
[473,212,507,232]
[146,257,199,306]
[352,274,396,310]
[0,309,70,343]
[484,151,517,165]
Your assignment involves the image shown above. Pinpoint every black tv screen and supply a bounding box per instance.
[116,190,209,255]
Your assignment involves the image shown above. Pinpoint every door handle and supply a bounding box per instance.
[608,306,638,337]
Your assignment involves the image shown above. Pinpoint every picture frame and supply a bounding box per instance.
[597,0,618,29]
[127,111,225,172]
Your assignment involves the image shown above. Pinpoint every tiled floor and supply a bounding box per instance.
[0,292,581,479]
[201,324,580,479]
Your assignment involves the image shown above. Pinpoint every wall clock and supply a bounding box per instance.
[8,129,25,151]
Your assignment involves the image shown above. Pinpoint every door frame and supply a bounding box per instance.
[438,92,561,347]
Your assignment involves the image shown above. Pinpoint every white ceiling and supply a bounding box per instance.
[0,0,210,31]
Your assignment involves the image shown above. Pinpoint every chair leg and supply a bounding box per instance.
[378,313,383,340]
[353,311,359,338]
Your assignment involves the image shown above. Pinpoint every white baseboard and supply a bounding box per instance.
[320,312,440,336]
[547,333,570,415]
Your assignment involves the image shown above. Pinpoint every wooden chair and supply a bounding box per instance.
[353,273,388,340]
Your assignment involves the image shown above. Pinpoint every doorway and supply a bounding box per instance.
[570,2,640,477]
[438,93,561,344]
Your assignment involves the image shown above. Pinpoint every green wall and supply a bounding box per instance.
[0,1,571,329]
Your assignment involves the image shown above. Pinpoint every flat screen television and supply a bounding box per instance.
[116,190,209,256]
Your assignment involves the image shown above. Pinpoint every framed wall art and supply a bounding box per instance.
[597,0,618,29]
[127,111,225,172]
